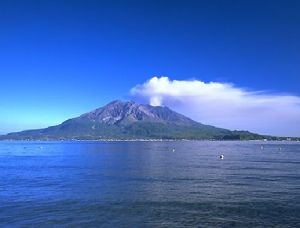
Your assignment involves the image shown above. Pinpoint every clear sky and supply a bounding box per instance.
[0,0,300,136]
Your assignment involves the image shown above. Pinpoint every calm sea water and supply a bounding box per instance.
[0,141,299,227]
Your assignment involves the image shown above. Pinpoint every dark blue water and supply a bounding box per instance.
[0,141,299,227]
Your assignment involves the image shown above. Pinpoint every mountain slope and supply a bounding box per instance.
[1,100,265,140]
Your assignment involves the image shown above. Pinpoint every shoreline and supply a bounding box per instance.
[0,138,299,142]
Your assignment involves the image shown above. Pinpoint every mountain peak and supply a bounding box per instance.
[79,100,194,126]
[106,100,132,106]
[0,100,266,140]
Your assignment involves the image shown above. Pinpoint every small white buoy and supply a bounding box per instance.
[260,145,264,149]
[279,147,282,151]
[172,148,175,152]
[219,155,224,160]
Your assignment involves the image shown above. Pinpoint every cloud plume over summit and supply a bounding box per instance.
[131,77,300,136]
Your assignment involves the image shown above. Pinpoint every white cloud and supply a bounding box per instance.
[130,76,300,137]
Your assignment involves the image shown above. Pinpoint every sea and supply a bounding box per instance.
[0,141,299,227]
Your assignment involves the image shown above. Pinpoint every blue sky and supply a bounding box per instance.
[0,0,300,136]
